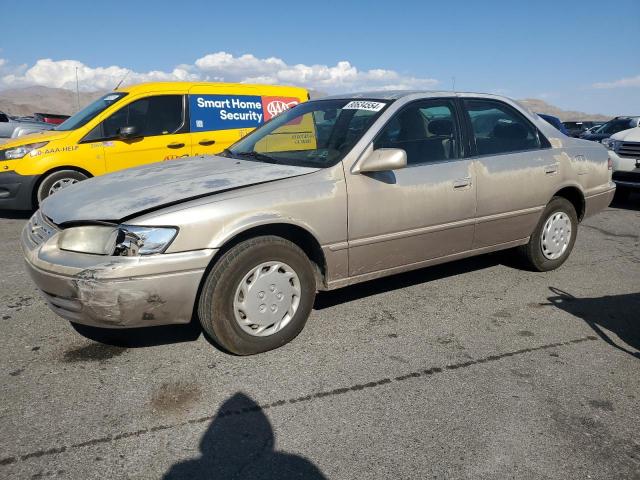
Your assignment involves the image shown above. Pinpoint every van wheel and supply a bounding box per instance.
[518,196,578,272]
[198,236,316,355]
[37,170,87,204]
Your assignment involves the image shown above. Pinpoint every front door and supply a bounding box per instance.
[101,95,190,172]
[346,98,477,278]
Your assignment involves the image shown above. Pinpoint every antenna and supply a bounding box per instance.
[114,70,129,90]
[75,67,81,112]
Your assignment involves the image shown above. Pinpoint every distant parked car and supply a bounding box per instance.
[0,111,53,139]
[537,113,568,135]
[602,126,640,199]
[581,116,640,142]
[563,121,598,138]
[33,113,70,125]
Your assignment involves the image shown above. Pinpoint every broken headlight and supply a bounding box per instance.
[58,225,177,256]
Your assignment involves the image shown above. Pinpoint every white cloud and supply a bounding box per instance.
[592,74,640,89]
[0,52,438,93]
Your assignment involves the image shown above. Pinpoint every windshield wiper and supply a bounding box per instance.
[232,151,279,164]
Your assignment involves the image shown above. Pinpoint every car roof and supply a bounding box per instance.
[320,90,516,101]
[115,81,308,95]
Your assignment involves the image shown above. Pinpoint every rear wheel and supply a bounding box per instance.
[518,196,578,271]
[36,170,87,204]
[198,236,317,355]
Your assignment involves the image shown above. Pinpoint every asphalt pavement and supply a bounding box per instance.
[1,196,639,479]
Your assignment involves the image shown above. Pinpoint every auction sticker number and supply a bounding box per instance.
[342,101,386,112]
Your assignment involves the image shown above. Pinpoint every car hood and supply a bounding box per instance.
[611,127,640,141]
[41,155,319,225]
[1,129,70,148]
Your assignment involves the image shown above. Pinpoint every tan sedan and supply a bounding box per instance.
[21,92,615,354]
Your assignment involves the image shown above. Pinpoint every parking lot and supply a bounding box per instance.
[1,197,639,479]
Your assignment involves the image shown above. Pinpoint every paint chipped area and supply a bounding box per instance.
[42,156,318,225]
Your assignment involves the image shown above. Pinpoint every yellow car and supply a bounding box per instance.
[0,81,309,210]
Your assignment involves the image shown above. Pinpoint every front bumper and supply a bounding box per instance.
[610,150,640,190]
[0,170,38,210]
[21,214,216,328]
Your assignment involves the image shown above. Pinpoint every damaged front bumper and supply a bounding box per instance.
[21,212,216,328]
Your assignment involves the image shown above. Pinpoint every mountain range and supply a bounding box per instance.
[0,86,611,122]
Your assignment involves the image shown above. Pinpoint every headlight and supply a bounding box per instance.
[601,138,621,151]
[0,141,49,160]
[58,225,177,256]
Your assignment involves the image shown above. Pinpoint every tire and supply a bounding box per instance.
[36,170,88,204]
[518,196,578,272]
[198,236,317,355]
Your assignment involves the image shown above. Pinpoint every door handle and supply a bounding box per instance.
[198,139,216,146]
[453,177,472,189]
[167,142,185,149]
[544,163,559,174]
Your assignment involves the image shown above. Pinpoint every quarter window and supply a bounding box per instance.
[464,99,542,155]
[374,100,459,165]
[100,95,184,139]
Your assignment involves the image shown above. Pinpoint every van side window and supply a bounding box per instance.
[464,99,541,155]
[374,100,459,165]
[101,95,184,139]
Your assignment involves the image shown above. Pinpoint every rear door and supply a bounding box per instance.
[100,94,190,172]
[346,98,476,277]
[461,97,556,248]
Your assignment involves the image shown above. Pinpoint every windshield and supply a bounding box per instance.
[55,92,128,131]
[594,118,635,135]
[223,99,390,168]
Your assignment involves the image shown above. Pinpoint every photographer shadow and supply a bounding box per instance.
[163,392,326,479]
[547,287,640,359]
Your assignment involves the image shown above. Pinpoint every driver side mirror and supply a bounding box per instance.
[354,146,407,174]
[117,125,140,139]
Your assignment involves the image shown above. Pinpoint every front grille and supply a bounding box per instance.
[618,141,640,158]
[612,171,640,183]
[26,210,59,247]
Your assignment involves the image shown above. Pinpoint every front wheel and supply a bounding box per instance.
[198,236,317,355]
[518,197,578,272]
[36,170,87,204]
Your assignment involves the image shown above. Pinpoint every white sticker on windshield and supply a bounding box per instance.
[104,94,120,101]
[342,101,386,112]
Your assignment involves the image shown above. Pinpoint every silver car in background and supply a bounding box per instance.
[21,91,616,354]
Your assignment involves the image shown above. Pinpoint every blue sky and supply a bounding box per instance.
[1,0,639,115]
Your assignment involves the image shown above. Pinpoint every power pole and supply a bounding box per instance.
[75,67,81,112]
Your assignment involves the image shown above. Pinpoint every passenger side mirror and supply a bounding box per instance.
[355,147,407,173]
[118,125,140,139]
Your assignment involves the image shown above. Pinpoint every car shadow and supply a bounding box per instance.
[315,252,511,309]
[72,252,513,350]
[0,209,32,220]
[162,392,326,479]
[70,320,202,348]
[610,190,640,212]
[547,287,640,359]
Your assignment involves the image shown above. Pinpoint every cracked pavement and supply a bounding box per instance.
[1,196,639,479]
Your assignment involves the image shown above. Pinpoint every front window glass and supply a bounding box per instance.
[101,95,184,138]
[465,99,541,155]
[55,92,127,131]
[595,118,635,135]
[374,100,459,165]
[225,99,390,168]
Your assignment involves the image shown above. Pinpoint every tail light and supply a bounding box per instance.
[607,156,613,170]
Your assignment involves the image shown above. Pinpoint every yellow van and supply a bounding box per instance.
[0,82,309,210]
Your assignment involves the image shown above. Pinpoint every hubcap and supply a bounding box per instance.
[540,211,572,260]
[233,261,301,337]
[48,178,79,196]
